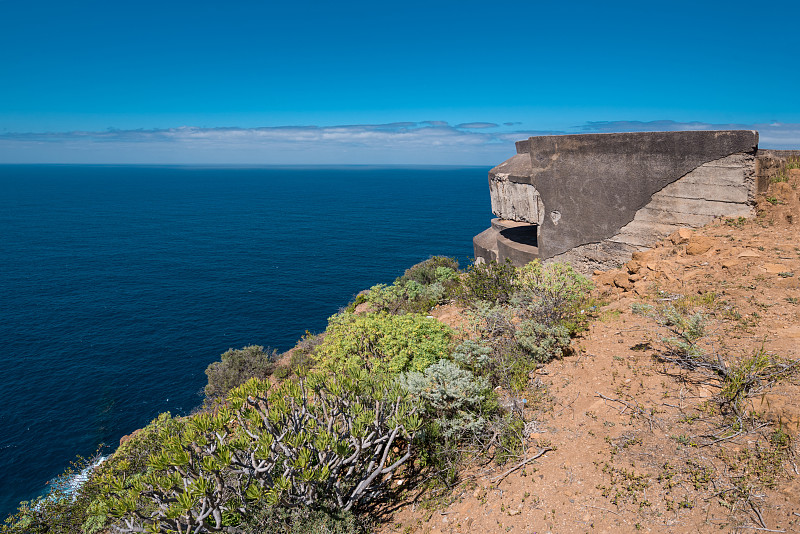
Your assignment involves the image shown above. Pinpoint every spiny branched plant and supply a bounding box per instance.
[94,365,421,533]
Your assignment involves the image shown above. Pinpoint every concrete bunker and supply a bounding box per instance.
[474,130,795,272]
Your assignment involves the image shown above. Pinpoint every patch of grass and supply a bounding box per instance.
[597,463,650,506]
[718,348,798,420]
[724,217,748,228]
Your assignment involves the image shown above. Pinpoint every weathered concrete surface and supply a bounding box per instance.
[473,219,538,267]
[517,131,758,259]
[475,130,761,271]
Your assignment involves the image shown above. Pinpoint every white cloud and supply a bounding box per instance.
[455,122,499,129]
[0,122,522,164]
[578,120,800,149]
[1,120,797,164]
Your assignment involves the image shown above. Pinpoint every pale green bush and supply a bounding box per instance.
[515,320,571,363]
[401,359,490,440]
[316,312,452,373]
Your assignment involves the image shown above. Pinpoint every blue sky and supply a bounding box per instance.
[1,0,798,164]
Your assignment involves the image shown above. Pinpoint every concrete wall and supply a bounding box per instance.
[474,130,761,271]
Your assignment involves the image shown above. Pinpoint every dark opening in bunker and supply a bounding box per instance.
[499,224,538,248]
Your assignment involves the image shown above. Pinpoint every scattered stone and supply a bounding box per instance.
[764,263,788,274]
[625,260,642,274]
[613,272,633,290]
[669,228,694,245]
[631,249,656,263]
[738,250,761,258]
[686,236,716,255]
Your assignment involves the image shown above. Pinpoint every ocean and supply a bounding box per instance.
[0,164,492,518]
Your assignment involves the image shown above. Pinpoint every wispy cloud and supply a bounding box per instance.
[455,122,499,129]
[0,122,540,164]
[579,120,800,149]
[1,120,797,164]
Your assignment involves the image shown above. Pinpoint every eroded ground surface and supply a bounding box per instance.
[380,170,800,534]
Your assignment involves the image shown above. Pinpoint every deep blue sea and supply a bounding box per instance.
[0,164,491,519]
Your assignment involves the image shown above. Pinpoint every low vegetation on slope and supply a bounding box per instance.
[11,165,799,534]
[2,258,593,534]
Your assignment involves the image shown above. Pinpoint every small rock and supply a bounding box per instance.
[686,236,715,255]
[625,260,642,274]
[613,272,633,290]
[508,509,521,516]
[631,249,655,262]
[738,250,761,258]
[669,228,693,244]
[763,263,788,274]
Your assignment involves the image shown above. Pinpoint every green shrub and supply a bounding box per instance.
[450,340,492,375]
[459,259,517,305]
[317,312,452,373]
[515,319,571,363]
[348,257,461,316]
[204,345,278,402]
[242,503,371,534]
[93,366,420,532]
[364,278,452,315]
[272,366,290,380]
[286,331,324,374]
[397,256,460,286]
[401,360,491,441]
[513,260,593,329]
[468,303,571,392]
[400,359,498,485]
[719,349,798,418]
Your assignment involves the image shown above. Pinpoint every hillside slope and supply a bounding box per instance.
[383,170,800,533]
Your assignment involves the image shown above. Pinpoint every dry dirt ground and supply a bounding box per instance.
[379,170,800,534]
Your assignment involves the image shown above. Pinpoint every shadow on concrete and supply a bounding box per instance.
[499,225,538,248]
